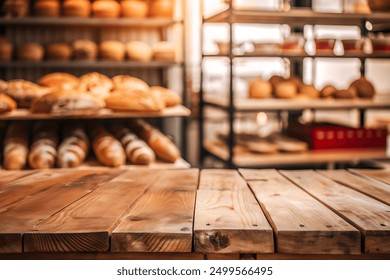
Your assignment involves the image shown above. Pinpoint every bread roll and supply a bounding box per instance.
[30,90,105,114]
[269,75,284,95]
[38,72,80,91]
[0,39,13,61]
[99,40,125,61]
[79,72,113,100]
[0,80,8,92]
[0,93,17,114]
[129,119,180,163]
[88,124,126,167]
[320,85,337,98]
[274,81,298,99]
[150,86,181,107]
[287,76,303,89]
[46,43,72,61]
[105,90,164,112]
[92,0,120,18]
[34,0,60,17]
[17,43,44,61]
[121,0,148,18]
[72,40,98,60]
[149,0,173,18]
[63,0,91,18]
[112,75,149,93]
[153,41,176,61]
[3,122,30,170]
[4,80,53,108]
[111,123,155,165]
[125,41,153,62]
[2,0,29,17]
[299,84,320,99]
[349,77,376,98]
[334,88,357,99]
[28,121,58,169]
[249,78,272,99]
[57,123,89,168]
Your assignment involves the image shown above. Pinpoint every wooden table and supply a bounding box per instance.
[0,168,389,260]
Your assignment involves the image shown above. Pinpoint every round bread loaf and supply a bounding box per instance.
[0,39,13,61]
[112,75,150,93]
[287,76,303,89]
[126,41,153,62]
[3,0,29,17]
[92,0,120,18]
[149,0,173,18]
[249,78,272,99]
[46,43,72,61]
[79,72,113,100]
[299,84,320,99]
[34,0,60,17]
[153,41,176,61]
[320,85,337,98]
[274,81,298,99]
[99,40,125,61]
[63,0,91,18]
[0,93,17,114]
[349,77,376,98]
[121,0,148,18]
[269,75,284,95]
[17,43,44,61]
[72,40,98,60]
[334,88,357,99]
[38,72,80,91]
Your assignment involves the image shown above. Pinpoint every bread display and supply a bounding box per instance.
[88,123,126,167]
[63,0,91,18]
[111,123,155,165]
[17,43,44,61]
[2,0,29,17]
[249,78,272,99]
[28,121,59,169]
[129,119,180,163]
[92,0,121,18]
[99,40,125,61]
[105,89,164,112]
[46,43,72,61]
[0,38,13,61]
[349,77,376,98]
[149,0,174,18]
[320,85,337,98]
[150,86,181,107]
[125,41,153,62]
[72,40,98,60]
[274,81,298,99]
[79,72,113,100]
[153,41,176,61]
[3,122,30,170]
[112,75,150,93]
[34,0,60,17]
[57,123,89,168]
[299,84,320,99]
[121,0,148,18]
[38,72,80,91]
[4,80,53,108]
[0,93,17,114]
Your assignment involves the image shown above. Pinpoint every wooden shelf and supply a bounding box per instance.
[0,105,191,121]
[205,141,388,167]
[76,158,191,170]
[204,8,390,27]
[204,94,390,112]
[0,17,181,27]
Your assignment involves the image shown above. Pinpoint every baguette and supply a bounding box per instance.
[150,86,181,107]
[3,122,30,170]
[105,90,164,112]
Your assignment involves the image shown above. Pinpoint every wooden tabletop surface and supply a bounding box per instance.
[0,168,389,260]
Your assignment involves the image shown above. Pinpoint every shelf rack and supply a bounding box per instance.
[199,0,390,168]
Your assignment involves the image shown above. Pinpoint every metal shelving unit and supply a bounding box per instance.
[199,0,390,168]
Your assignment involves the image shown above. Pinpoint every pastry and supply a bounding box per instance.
[287,76,303,89]
[125,41,153,62]
[299,84,320,99]
[269,75,284,95]
[4,80,53,108]
[79,72,113,100]
[72,40,98,61]
[34,0,60,17]
[0,80,8,92]
[2,0,29,17]
[274,81,298,99]
[46,43,72,61]
[17,43,44,61]
[150,86,181,107]
[0,39,13,61]
[121,0,148,18]
[63,0,91,18]
[149,0,173,18]
[99,40,125,61]
[320,85,337,98]
[92,0,120,18]
[38,72,80,91]
[3,122,30,170]
[349,77,376,98]
[105,89,164,112]
[249,78,272,99]
[153,41,176,61]
[112,75,149,93]
[0,93,17,114]
[334,88,357,99]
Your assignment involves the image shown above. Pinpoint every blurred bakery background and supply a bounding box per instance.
[0,0,389,170]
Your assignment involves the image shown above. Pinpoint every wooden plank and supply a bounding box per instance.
[320,170,390,206]
[351,169,390,186]
[241,169,361,255]
[111,169,199,253]
[282,170,390,254]
[0,170,35,186]
[0,170,121,253]
[24,169,159,253]
[194,170,274,254]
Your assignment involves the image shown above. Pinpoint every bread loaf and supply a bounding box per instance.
[125,41,153,62]
[299,84,320,99]
[0,80,8,92]
[129,119,180,163]
[112,75,150,93]
[79,72,113,100]
[249,78,272,99]
[274,81,298,99]
[150,86,181,107]
[121,0,148,18]
[334,88,357,99]
[5,80,53,108]
[320,85,337,98]
[28,121,58,169]
[88,124,126,167]
[0,39,13,61]
[92,0,120,18]
[57,123,89,168]
[17,43,44,61]
[153,41,176,61]
[269,75,284,95]
[38,72,80,91]
[72,40,98,60]
[46,43,72,61]
[34,0,60,17]
[3,122,30,170]
[349,77,376,98]
[111,123,155,165]
[63,0,91,18]
[2,0,29,17]
[0,93,17,114]
[99,40,125,61]
[149,0,173,18]
[105,89,164,112]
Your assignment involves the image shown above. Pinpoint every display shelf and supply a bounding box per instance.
[0,17,182,27]
[204,141,388,168]
[0,61,183,69]
[204,94,390,112]
[204,8,390,27]
[0,106,191,121]
[77,158,191,170]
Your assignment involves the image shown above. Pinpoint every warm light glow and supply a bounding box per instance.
[365,21,373,31]
[256,112,268,126]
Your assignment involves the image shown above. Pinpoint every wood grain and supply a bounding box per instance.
[241,169,361,255]
[194,170,273,254]
[282,170,390,254]
[24,169,154,253]
[0,170,120,253]
[320,170,390,206]
[0,170,35,186]
[351,169,390,185]
[111,169,199,253]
